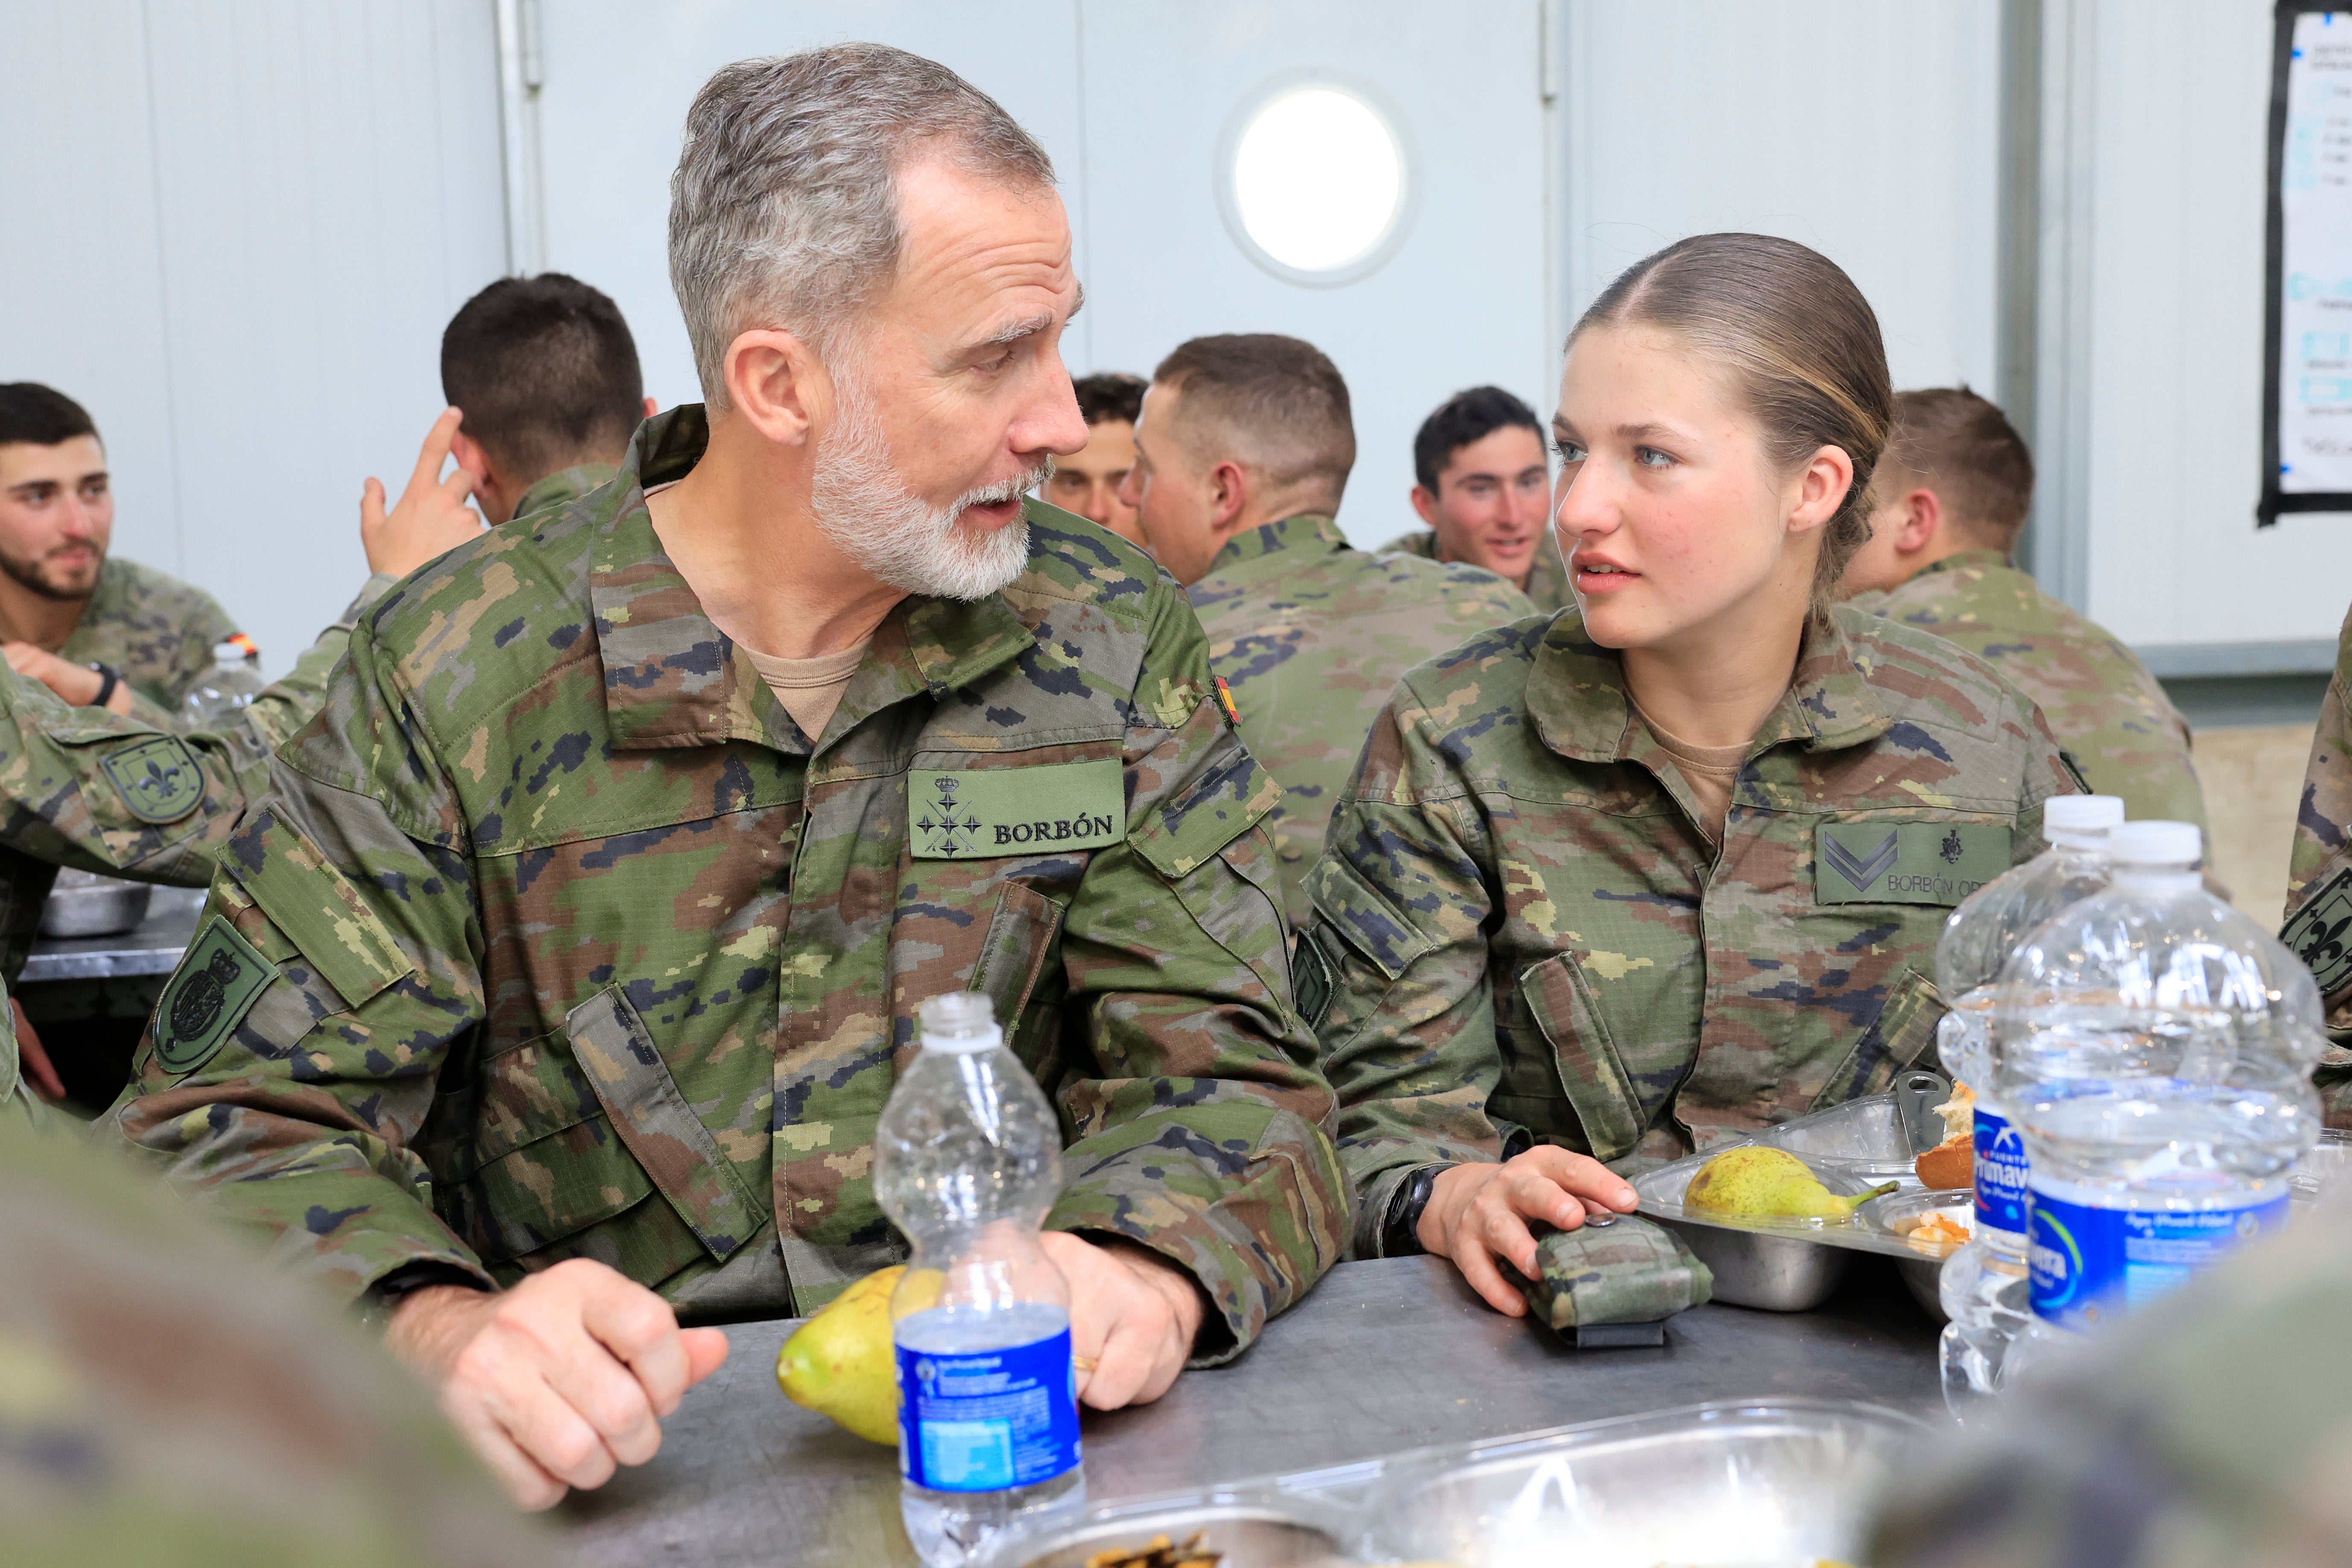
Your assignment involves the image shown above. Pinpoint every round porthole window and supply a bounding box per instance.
[1219,76,1414,286]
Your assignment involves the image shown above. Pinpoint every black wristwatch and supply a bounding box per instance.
[1381,1162,1455,1257]
[357,1262,489,1333]
[85,662,119,708]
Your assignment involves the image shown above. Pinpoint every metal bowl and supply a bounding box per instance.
[1368,1398,1923,1568]
[993,1504,1353,1568]
[1866,1187,1973,1322]
[38,870,152,939]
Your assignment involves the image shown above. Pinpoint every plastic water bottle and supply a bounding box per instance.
[1996,820,2326,1378]
[180,637,266,725]
[874,993,1084,1566]
[1933,794,2122,1417]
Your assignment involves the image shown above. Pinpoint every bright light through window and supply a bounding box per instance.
[1229,85,1406,277]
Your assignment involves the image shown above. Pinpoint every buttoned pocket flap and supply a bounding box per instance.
[1812,964,1946,1109]
[221,803,412,1010]
[1519,952,1648,1164]
[971,881,1067,1026]
[1129,746,1280,881]
[565,985,764,1263]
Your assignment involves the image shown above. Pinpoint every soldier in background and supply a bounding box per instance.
[1868,1194,2352,1568]
[407,271,655,529]
[1390,385,1570,615]
[105,44,1344,1510]
[1843,387,2205,831]
[2281,607,2352,1115]
[1119,334,1528,927]
[1043,370,1148,547]
[0,383,247,727]
[1311,235,2075,1317]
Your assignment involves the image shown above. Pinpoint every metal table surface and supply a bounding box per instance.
[20,885,205,983]
[561,1250,1943,1565]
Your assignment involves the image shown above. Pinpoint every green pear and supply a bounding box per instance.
[776,1264,941,1445]
[1683,1146,1897,1221]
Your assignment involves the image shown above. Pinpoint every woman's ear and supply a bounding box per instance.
[1786,444,1856,537]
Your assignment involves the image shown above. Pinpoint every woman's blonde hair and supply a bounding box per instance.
[1569,233,1892,622]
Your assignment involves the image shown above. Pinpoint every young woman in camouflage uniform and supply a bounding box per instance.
[1304,234,2079,1315]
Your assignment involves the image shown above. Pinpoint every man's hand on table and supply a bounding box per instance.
[2,642,133,713]
[1419,1149,1639,1317]
[360,407,488,579]
[1040,1230,1207,1411]
[385,1257,730,1510]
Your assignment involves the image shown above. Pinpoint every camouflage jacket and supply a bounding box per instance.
[0,575,393,984]
[508,461,618,526]
[1187,513,1529,928]
[1306,605,2075,1253]
[102,407,1347,1358]
[2282,606,2352,1097]
[56,556,243,729]
[1849,550,2205,831]
[1869,1193,2352,1568]
[1385,525,1571,616]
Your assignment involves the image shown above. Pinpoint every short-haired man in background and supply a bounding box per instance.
[109,44,1344,1510]
[1120,335,1529,927]
[0,384,245,725]
[1392,385,1569,615]
[1842,387,2205,830]
[1043,371,1147,547]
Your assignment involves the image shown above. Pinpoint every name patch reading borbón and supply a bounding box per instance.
[909,759,1126,860]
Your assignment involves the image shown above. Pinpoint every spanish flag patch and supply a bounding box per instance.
[1212,675,1242,727]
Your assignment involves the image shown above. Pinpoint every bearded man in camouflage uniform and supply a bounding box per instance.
[103,45,1345,1509]
[1843,386,2205,830]
[1119,335,1529,929]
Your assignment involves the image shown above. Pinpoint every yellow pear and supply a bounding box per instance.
[1683,1146,1897,1221]
[775,1265,943,1445]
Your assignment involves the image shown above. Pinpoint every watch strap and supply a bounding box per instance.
[1380,1162,1455,1257]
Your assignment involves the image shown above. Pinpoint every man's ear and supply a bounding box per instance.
[1896,487,1944,555]
[642,395,659,420]
[1409,484,1441,528]
[1207,459,1252,532]
[448,429,494,485]
[722,329,826,447]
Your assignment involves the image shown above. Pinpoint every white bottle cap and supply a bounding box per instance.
[918,991,1002,1053]
[2043,794,2124,849]
[2107,820,2201,869]
[210,640,248,663]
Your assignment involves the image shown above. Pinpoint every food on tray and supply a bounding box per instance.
[1683,1147,1899,1221]
[1915,1080,1976,1188]
[1894,1209,1972,1254]
[776,1264,941,1444]
[1084,1531,1221,1568]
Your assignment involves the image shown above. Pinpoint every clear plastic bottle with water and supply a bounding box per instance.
[179,637,266,726]
[1933,794,2123,1418]
[874,993,1084,1567]
[1995,820,2326,1381]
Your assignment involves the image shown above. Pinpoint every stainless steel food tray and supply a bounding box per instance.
[982,1397,1928,1568]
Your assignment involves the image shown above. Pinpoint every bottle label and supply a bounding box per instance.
[1972,1106,2030,1238]
[896,1329,1081,1493]
[2027,1187,2288,1331]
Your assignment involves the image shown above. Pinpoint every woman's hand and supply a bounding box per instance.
[1419,1148,1639,1315]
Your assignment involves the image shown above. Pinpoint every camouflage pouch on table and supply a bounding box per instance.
[1522,1215,1712,1333]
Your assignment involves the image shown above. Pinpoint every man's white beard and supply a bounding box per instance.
[809,374,1045,602]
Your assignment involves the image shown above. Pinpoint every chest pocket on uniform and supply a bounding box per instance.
[1516,952,1648,1163]
[1809,964,1946,1109]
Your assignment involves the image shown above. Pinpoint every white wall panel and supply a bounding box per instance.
[2079,0,2352,648]
[1558,0,2001,397]
[0,0,505,675]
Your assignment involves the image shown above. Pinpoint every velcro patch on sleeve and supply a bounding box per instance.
[909,759,1125,860]
[2284,866,2352,1001]
[99,735,205,824]
[226,806,414,1008]
[152,916,276,1075]
[1815,819,2012,906]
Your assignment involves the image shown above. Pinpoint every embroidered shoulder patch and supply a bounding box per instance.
[152,916,275,1075]
[909,759,1125,860]
[99,735,204,825]
[1816,820,2012,906]
[2283,866,2352,1001]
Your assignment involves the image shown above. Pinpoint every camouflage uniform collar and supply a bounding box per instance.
[592,406,1038,756]
[1202,512,1349,575]
[1917,548,2011,580]
[510,461,619,524]
[1524,609,1890,763]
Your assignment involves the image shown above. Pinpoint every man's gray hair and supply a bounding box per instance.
[669,44,1055,408]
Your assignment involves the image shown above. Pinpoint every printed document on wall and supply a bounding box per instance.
[2282,12,2352,494]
